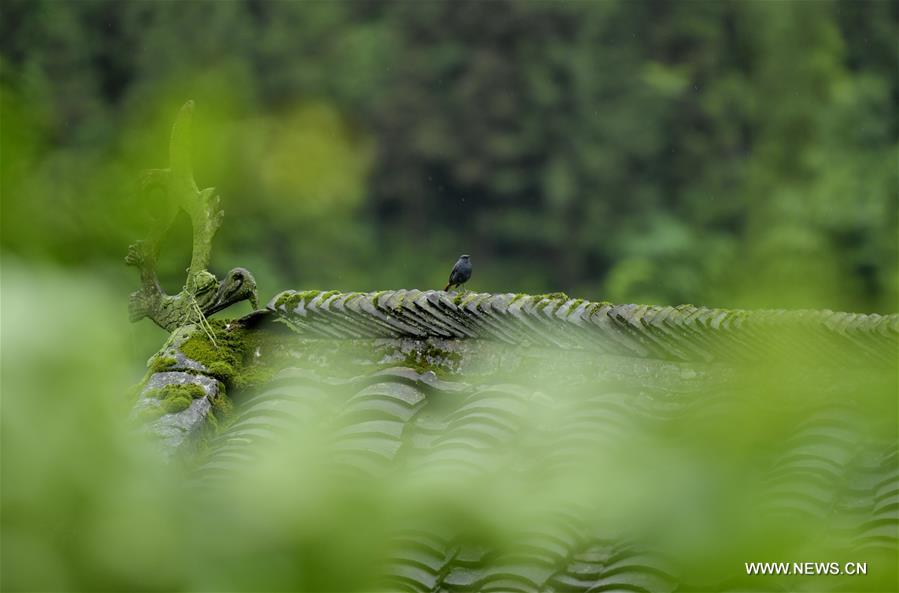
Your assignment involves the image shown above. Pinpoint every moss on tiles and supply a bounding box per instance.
[175,318,287,398]
[585,302,612,318]
[272,291,296,309]
[163,396,193,413]
[205,389,235,432]
[179,320,243,372]
[143,382,205,415]
[273,290,324,311]
[142,317,273,438]
[204,361,234,383]
[146,383,206,401]
[138,382,205,420]
[452,291,479,307]
[148,355,178,373]
[231,364,277,392]
[400,340,463,377]
[566,299,585,316]
[212,390,233,416]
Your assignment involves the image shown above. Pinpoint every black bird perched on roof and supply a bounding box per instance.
[444,254,472,291]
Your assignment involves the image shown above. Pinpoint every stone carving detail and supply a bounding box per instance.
[126,101,257,332]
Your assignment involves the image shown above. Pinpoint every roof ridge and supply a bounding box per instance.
[265,289,899,365]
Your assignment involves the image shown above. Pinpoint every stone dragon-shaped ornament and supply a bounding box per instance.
[126,101,258,332]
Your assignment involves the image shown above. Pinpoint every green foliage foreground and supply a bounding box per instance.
[2,260,896,591]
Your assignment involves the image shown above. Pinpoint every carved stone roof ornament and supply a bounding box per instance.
[126,101,257,333]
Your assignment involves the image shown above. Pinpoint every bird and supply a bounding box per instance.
[444,254,472,292]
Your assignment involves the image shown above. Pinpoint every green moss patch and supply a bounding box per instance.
[139,382,206,419]
[146,383,206,401]
[401,340,462,377]
[210,388,234,422]
[568,298,585,310]
[205,361,236,384]
[452,291,478,306]
[272,291,296,309]
[163,396,193,413]
[179,320,244,384]
[148,355,178,373]
[271,289,336,311]
[176,318,284,396]
[144,382,206,414]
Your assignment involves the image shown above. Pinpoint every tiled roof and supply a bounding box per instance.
[268,289,898,365]
[133,291,898,591]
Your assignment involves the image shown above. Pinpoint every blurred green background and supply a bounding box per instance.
[2,0,896,319]
[1,2,897,591]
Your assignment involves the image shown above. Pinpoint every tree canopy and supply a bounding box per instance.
[1,0,896,313]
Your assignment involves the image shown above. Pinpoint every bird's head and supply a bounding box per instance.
[460,254,471,261]
[208,267,258,315]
